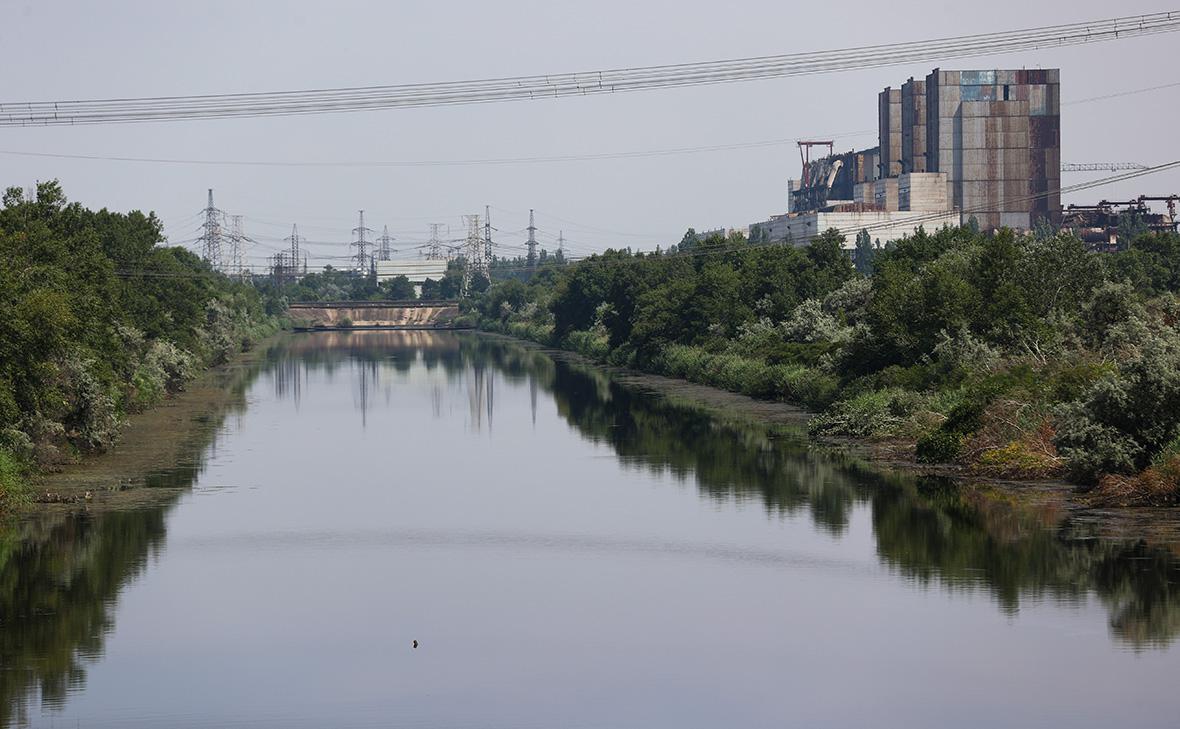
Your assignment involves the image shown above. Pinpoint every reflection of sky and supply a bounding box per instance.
[20,332,1180,729]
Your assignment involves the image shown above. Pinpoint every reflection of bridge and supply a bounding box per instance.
[289,300,466,331]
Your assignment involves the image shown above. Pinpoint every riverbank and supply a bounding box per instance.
[0,182,283,514]
[471,330,1180,551]
[29,337,279,511]
[468,226,1180,507]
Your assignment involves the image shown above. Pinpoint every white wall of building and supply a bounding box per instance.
[375,260,450,284]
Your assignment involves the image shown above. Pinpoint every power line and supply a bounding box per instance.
[482,159,1180,272]
[0,74,1172,169]
[118,160,1180,281]
[2,13,1176,126]
[0,135,868,167]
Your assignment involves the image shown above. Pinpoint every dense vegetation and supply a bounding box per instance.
[0,182,277,509]
[470,225,1180,505]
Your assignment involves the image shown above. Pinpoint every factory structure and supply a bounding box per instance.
[752,68,1062,247]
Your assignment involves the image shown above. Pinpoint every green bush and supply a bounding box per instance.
[1054,338,1180,482]
[916,429,964,463]
[0,446,29,509]
[563,330,610,361]
[809,388,925,438]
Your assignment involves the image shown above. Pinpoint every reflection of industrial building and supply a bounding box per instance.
[752,67,1063,248]
[1062,196,1179,251]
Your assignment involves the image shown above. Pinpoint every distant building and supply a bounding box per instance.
[751,66,1063,247]
[375,259,450,297]
[1062,196,1179,251]
[921,68,1061,229]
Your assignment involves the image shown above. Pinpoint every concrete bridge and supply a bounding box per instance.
[288,301,466,331]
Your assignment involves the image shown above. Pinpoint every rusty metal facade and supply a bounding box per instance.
[900,78,927,174]
[922,67,1061,229]
[878,88,902,178]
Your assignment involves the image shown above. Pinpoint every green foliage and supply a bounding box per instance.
[468,217,1180,493]
[809,388,925,439]
[0,181,275,480]
[1055,338,1180,483]
[0,446,29,509]
[853,229,875,275]
[380,275,416,301]
[916,429,964,464]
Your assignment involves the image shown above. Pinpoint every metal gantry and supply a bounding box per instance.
[1061,163,1148,172]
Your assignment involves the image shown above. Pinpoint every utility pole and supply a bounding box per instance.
[351,210,374,275]
[426,223,445,260]
[377,225,396,261]
[526,208,538,270]
[200,189,224,272]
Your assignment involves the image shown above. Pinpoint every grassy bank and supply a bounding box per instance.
[0,182,280,512]
[468,225,1180,505]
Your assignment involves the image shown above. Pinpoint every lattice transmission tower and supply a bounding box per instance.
[199,189,225,272]
[426,223,446,260]
[227,215,245,279]
[377,225,396,262]
[461,214,487,295]
[484,205,494,264]
[351,210,374,275]
[526,208,538,270]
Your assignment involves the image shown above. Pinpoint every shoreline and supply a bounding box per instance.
[16,336,280,516]
[13,328,1180,549]
[472,330,1180,547]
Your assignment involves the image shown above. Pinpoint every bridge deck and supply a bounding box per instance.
[288,300,459,309]
[287,301,464,331]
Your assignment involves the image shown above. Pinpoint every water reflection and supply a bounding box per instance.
[0,352,264,728]
[2,331,1179,727]
[271,332,1180,649]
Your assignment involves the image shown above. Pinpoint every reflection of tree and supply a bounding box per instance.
[475,336,1180,650]
[3,331,1178,729]
[0,508,171,727]
[0,346,267,728]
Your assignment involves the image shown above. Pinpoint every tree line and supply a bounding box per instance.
[469,224,1180,504]
[0,182,278,508]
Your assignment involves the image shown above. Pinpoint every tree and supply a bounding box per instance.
[380,275,416,301]
[853,229,875,275]
[419,278,442,300]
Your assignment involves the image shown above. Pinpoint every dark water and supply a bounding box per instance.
[3,331,1180,728]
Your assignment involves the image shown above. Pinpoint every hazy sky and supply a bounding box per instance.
[2,0,1177,269]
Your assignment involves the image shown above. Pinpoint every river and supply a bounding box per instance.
[3,331,1179,728]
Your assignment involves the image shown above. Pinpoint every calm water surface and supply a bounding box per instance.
[3,331,1179,728]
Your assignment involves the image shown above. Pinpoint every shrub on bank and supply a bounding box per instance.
[0,446,29,510]
[651,344,837,409]
[562,330,610,361]
[1054,338,1180,483]
[916,429,964,464]
[809,388,929,439]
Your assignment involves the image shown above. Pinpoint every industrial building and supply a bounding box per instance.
[375,259,450,297]
[753,66,1062,248]
[1061,196,1179,251]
